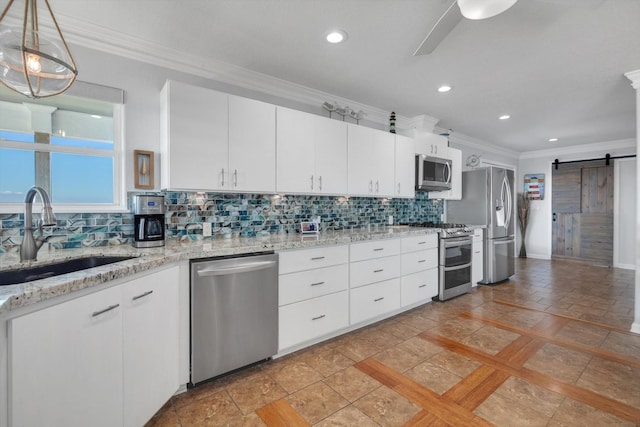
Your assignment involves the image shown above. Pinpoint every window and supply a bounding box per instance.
[0,83,124,212]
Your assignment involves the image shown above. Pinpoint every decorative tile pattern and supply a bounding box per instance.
[0,191,443,252]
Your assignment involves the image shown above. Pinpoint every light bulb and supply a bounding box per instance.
[26,54,42,74]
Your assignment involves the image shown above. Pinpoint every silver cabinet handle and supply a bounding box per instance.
[373,248,384,251]
[310,175,314,190]
[312,314,326,321]
[132,290,153,301]
[418,260,426,263]
[418,241,426,245]
[92,304,119,317]
[374,297,384,302]
[311,256,325,261]
[318,176,322,191]
[310,281,325,286]
[418,284,427,288]
[369,180,373,193]
[373,269,384,273]
[375,180,379,193]
[233,169,238,187]
[397,183,401,194]
[221,168,225,186]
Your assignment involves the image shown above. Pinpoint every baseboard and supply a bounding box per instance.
[520,253,551,260]
[631,322,640,334]
[613,263,636,270]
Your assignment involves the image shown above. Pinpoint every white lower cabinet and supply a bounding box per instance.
[350,279,401,324]
[472,228,484,286]
[279,291,349,350]
[401,269,438,306]
[9,266,180,427]
[123,267,180,427]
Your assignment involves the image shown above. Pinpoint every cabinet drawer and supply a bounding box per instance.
[279,245,348,274]
[279,264,348,306]
[350,278,400,325]
[350,255,400,288]
[401,233,438,252]
[473,228,483,240]
[401,269,438,306]
[350,238,401,262]
[279,291,349,350]
[401,248,438,276]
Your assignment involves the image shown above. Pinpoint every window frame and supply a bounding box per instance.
[0,103,126,214]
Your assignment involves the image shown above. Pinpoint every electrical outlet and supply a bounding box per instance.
[202,222,212,237]
[388,215,394,225]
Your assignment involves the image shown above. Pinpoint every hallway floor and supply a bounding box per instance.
[147,258,639,426]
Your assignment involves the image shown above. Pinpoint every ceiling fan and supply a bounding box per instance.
[414,0,518,56]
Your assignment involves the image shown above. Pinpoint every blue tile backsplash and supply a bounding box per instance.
[0,192,443,253]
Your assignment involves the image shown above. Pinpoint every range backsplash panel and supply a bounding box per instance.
[0,192,443,252]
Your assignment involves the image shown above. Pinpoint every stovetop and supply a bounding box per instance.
[401,222,474,238]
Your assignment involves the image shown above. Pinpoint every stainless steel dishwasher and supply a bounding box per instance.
[190,252,278,385]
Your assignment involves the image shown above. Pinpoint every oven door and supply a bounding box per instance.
[440,236,473,267]
[440,263,472,301]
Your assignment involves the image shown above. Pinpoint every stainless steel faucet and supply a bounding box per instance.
[20,186,57,261]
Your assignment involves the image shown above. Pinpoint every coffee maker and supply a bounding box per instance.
[132,195,165,248]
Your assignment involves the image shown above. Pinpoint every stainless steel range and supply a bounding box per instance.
[403,222,474,301]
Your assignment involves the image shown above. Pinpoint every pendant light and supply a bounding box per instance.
[0,0,77,98]
[457,0,518,20]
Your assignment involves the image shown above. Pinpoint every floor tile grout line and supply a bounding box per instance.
[460,311,640,369]
[418,330,640,423]
[492,299,635,334]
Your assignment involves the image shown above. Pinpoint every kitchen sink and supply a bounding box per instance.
[0,256,137,286]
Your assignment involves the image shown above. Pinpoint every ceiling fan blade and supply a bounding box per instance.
[413,0,463,56]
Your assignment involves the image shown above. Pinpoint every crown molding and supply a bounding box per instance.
[519,138,636,160]
[625,69,640,89]
[434,126,520,159]
[46,14,425,131]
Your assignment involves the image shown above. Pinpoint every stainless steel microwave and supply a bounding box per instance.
[415,155,452,191]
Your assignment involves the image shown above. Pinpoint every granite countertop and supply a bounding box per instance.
[0,226,445,317]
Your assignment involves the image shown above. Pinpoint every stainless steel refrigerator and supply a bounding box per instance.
[447,166,515,284]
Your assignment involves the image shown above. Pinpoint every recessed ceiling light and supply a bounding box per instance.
[498,114,510,120]
[548,138,558,142]
[438,85,452,93]
[326,30,348,44]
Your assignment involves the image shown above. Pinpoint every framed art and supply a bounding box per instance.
[134,150,154,189]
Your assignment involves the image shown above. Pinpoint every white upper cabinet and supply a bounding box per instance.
[394,134,415,198]
[161,80,228,191]
[415,133,448,156]
[228,95,276,193]
[161,81,276,193]
[276,107,347,195]
[427,146,462,200]
[348,124,395,197]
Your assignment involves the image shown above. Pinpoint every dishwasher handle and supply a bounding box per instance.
[196,260,277,276]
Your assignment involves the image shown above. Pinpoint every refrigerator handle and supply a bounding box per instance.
[503,175,512,230]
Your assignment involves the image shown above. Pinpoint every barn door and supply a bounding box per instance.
[551,160,613,265]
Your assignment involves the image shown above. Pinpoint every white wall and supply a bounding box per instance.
[518,139,636,260]
[614,158,636,269]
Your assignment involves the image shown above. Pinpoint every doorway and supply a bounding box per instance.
[551,160,613,265]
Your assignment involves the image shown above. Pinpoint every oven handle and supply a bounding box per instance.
[443,262,472,272]
[441,236,473,247]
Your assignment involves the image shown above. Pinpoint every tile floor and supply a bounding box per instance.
[146,258,639,426]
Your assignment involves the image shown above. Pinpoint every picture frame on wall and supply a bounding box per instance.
[524,173,544,200]
[134,150,154,189]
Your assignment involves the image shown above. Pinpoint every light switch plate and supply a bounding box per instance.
[202,222,212,237]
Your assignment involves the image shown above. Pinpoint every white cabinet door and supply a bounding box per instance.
[279,263,349,306]
[123,267,180,427]
[427,146,462,200]
[314,116,348,195]
[348,124,395,197]
[394,135,415,198]
[472,229,484,286]
[415,133,448,156]
[279,245,349,274]
[276,107,317,194]
[401,268,438,306]
[10,286,124,427]
[161,80,228,190]
[279,291,349,350]
[350,278,401,324]
[350,255,401,288]
[229,95,276,193]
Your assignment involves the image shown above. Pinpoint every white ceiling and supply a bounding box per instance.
[16,0,640,152]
